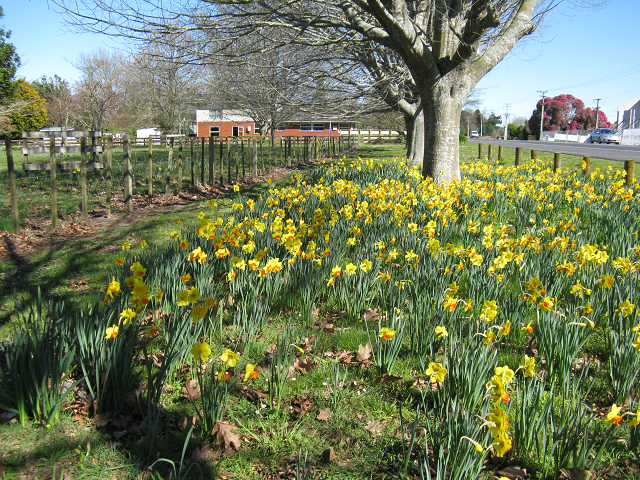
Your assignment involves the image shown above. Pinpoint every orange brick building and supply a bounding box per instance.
[196,109,358,137]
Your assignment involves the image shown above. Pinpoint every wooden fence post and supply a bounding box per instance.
[553,152,561,172]
[106,137,112,216]
[235,137,240,181]
[123,134,133,213]
[515,147,522,167]
[260,137,265,174]
[241,139,246,179]
[50,135,57,228]
[177,138,183,193]
[22,138,28,177]
[227,137,232,183]
[80,136,88,222]
[219,137,224,184]
[190,138,195,186]
[166,137,173,195]
[6,137,19,234]
[583,156,591,176]
[478,143,483,159]
[200,137,205,185]
[531,150,537,160]
[625,160,635,185]
[498,145,503,162]
[252,138,258,178]
[488,144,493,159]
[208,135,215,186]
[148,136,153,198]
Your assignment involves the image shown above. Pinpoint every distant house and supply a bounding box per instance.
[137,127,162,138]
[196,109,358,137]
[617,96,640,130]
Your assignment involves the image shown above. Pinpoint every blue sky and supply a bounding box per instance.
[3,0,639,125]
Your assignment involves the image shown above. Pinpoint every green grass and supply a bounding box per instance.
[1,141,640,479]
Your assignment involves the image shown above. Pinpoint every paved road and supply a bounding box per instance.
[468,139,640,162]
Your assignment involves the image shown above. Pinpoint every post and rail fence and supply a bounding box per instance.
[1,132,358,234]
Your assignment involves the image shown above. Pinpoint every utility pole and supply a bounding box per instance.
[537,90,547,140]
[594,98,601,129]
[503,104,511,141]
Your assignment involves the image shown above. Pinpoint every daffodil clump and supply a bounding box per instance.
[11,153,640,476]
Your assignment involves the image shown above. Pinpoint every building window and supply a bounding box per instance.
[232,126,244,137]
[210,126,220,136]
[300,123,312,131]
[254,126,262,135]
[277,124,285,131]
[313,123,325,131]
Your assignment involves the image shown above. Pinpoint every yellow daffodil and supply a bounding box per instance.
[191,342,211,361]
[105,324,119,339]
[379,327,396,340]
[425,362,447,383]
[119,308,136,324]
[244,364,259,381]
[604,404,623,424]
[434,326,448,338]
[220,349,240,367]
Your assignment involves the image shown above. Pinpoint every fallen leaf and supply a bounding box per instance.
[374,374,403,384]
[293,357,317,374]
[322,447,336,463]
[211,420,242,450]
[356,342,372,362]
[497,465,528,479]
[191,444,218,462]
[362,307,382,322]
[364,419,387,435]
[559,468,592,480]
[291,395,314,417]
[302,334,318,352]
[92,413,110,427]
[240,386,268,404]
[317,408,331,422]
[182,379,201,401]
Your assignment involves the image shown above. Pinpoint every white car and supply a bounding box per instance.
[589,128,620,144]
[470,130,479,138]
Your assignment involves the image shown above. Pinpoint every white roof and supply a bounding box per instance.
[618,95,640,112]
[196,109,252,123]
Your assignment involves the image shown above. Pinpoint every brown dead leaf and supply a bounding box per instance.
[302,334,318,352]
[291,395,314,417]
[182,379,201,401]
[293,357,317,374]
[361,307,382,322]
[497,466,528,479]
[191,444,218,462]
[240,386,268,404]
[356,342,372,362]
[374,374,403,384]
[322,447,336,463]
[364,419,387,435]
[211,420,243,451]
[559,468,592,480]
[316,408,331,422]
[91,413,110,427]
[336,349,354,364]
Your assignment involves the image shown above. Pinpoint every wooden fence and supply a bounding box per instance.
[3,132,358,234]
[476,142,635,184]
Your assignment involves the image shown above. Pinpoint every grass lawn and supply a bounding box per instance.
[1,142,639,479]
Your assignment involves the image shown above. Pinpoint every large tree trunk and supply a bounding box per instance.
[421,82,466,183]
[405,107,424,168]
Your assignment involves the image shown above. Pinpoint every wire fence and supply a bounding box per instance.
[1,134,358,234]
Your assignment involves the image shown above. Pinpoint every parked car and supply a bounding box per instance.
[589,128,620,144]
[470,130,479,138]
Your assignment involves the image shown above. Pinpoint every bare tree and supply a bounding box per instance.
[32,75,74,130]
[54,0,605,180]
[72,48,124,131]
[124,38,204,133]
